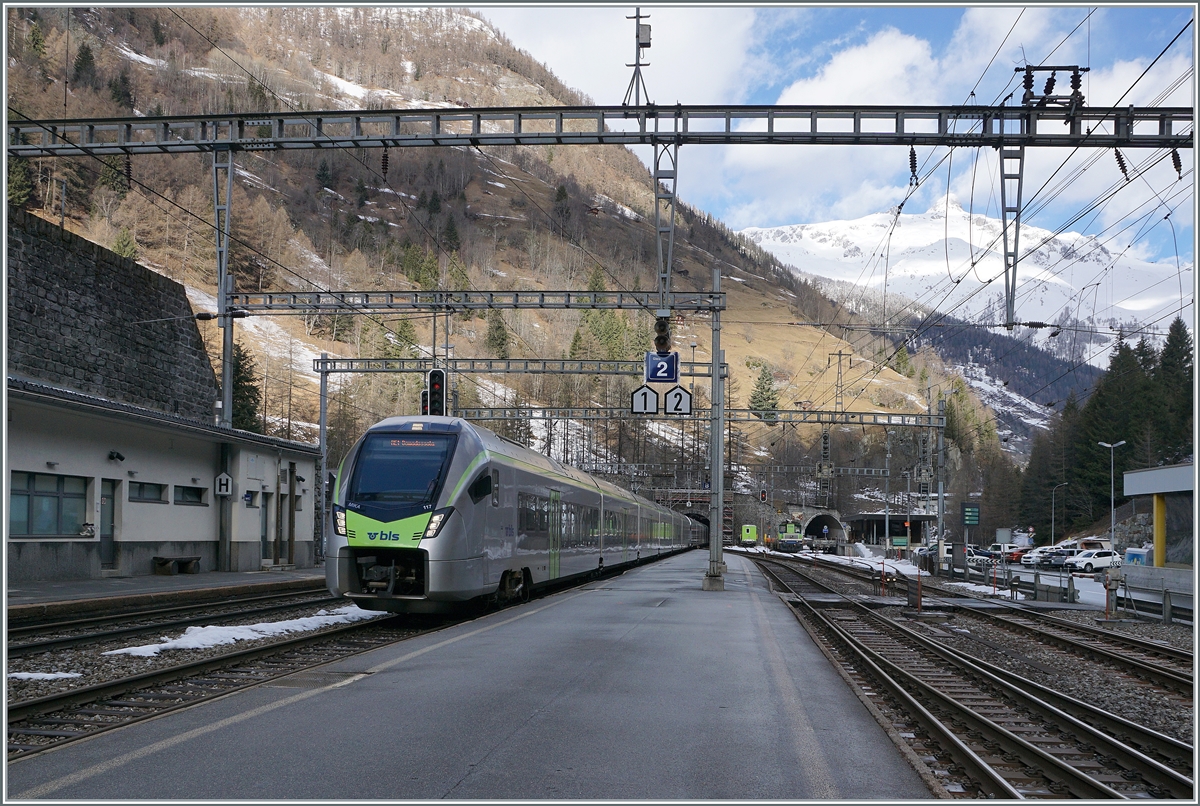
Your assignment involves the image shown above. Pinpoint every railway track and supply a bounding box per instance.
[759,551,1194,692]
[757,559,1194,799]
[8,591,343,659]
[7,616,429,761]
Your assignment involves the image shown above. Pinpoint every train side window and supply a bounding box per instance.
[491,470,499,507]
[468,472,493,504]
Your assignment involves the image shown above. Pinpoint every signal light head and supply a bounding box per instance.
[653,317,671,354]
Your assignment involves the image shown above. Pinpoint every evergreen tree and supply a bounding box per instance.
[1073,338,1144,528]
[316,159,332,188]
[446,251,469,290]
[152,17,166,47]
[72,42,96,88]
[109,69,134,109]
[230,342,262,433]
[28,22,46,58]
[111,227,139,260]
[354,176,368,207]
[7,156,33,209]
[748,364,779,421]
[443,214,461,251]
[1156,316,1193,460]
[427,190,441,216]
[486,310,510,359]
[98,156,128,197]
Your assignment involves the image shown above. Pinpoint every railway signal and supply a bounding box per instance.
[421,389,429,416]
[760,489,767,503]
[428,369,447,416]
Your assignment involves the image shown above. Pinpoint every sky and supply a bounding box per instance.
[471,5,1195,264]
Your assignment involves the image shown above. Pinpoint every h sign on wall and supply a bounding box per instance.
[214,473,233,496]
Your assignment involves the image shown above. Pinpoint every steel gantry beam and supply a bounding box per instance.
[313,357,724,377]
[231,289,724,312]
[9,104,1192,156]
[456,407,944,427]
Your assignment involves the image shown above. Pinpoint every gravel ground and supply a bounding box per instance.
[6,604,394,702]
[890,607,1194,744]
[787,560,1194,745]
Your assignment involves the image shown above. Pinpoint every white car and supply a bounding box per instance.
[1020,546,1054,567]
[1064,549,1123,573]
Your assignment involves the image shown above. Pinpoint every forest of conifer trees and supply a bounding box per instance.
[1020,317,1193,541]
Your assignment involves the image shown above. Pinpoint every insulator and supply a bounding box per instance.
[1171,149,1182,179]
[1070,70,1082,91]
[1022,69,1035,90]
[1114,149,1128,181]
[908,146,918,186]
[124,154,132,188]
[381,147,389,179]
[1042,72,1056,96]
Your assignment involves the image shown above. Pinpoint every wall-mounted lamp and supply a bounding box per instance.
[108,451,125,462]
[295,475,306,483]
[46,461,59,468]
[127,470,138,478]
[191,477,200,484]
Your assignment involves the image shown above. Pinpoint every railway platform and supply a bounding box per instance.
[8,549,936,800]
[7,565,326,623]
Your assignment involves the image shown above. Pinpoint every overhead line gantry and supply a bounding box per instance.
[12,94,1190,581]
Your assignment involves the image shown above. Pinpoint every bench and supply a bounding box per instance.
[153,556,201,575]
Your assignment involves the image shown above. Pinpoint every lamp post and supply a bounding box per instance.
[1051,481,1068,544]
[1097,441,1126,547]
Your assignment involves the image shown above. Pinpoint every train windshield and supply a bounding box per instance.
[348,433,457,506]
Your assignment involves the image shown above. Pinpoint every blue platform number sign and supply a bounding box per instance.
[644,351,679,384]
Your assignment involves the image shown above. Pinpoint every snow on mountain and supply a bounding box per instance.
[953,360,1053,453]
[740,196,1190,365]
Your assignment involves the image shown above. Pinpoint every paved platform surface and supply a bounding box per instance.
[7,566,326,622]
[7,551,934,800]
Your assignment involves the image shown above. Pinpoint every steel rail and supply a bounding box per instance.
[7,585,330,635]
[8,596,343,659]
[9,104,1192,157]
[804,555,1194,686]
[6,616,402,724]
[766,557,1193,785]
[767,568,1134,798]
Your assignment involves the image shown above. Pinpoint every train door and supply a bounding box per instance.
[99,479,117,567]
[548,490,562,579]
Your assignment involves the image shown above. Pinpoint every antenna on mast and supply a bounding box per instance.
[622,8,652,106]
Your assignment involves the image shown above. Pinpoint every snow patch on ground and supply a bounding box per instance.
[8,671,83,680]
[117,44,167,68]
[102,605,384,657]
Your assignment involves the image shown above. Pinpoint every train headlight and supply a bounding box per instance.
[333,505,347,536]
[424,507,453,539]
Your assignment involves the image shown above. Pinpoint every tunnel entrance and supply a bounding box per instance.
[803,513,845,542]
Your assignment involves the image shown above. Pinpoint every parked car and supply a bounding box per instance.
[1047,548,1081,568]
[984,542,1021,559]
[1003,546,1033,562]
[1021,546,1054,567]
[1064,549,1123,573]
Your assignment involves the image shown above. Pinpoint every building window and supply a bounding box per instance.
[9,472,88,536]
[174,486,207,506]
[294,493,303,512]
[129,482,167,503]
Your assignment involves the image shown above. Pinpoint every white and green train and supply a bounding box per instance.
[326,416,705,613]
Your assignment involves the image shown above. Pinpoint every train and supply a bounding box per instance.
[776,521,803,553]
[325,416,705,613]
[740,524,758,548]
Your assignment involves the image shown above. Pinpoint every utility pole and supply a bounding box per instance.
[622,8,651,107]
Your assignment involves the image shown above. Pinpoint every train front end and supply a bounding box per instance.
[326,418,488,613]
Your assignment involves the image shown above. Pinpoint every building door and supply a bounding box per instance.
[260,492,273,561]
[548,490,562,579]
[100,480,116,567]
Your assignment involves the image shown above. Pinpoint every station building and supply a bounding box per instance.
[7,211,320,582]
